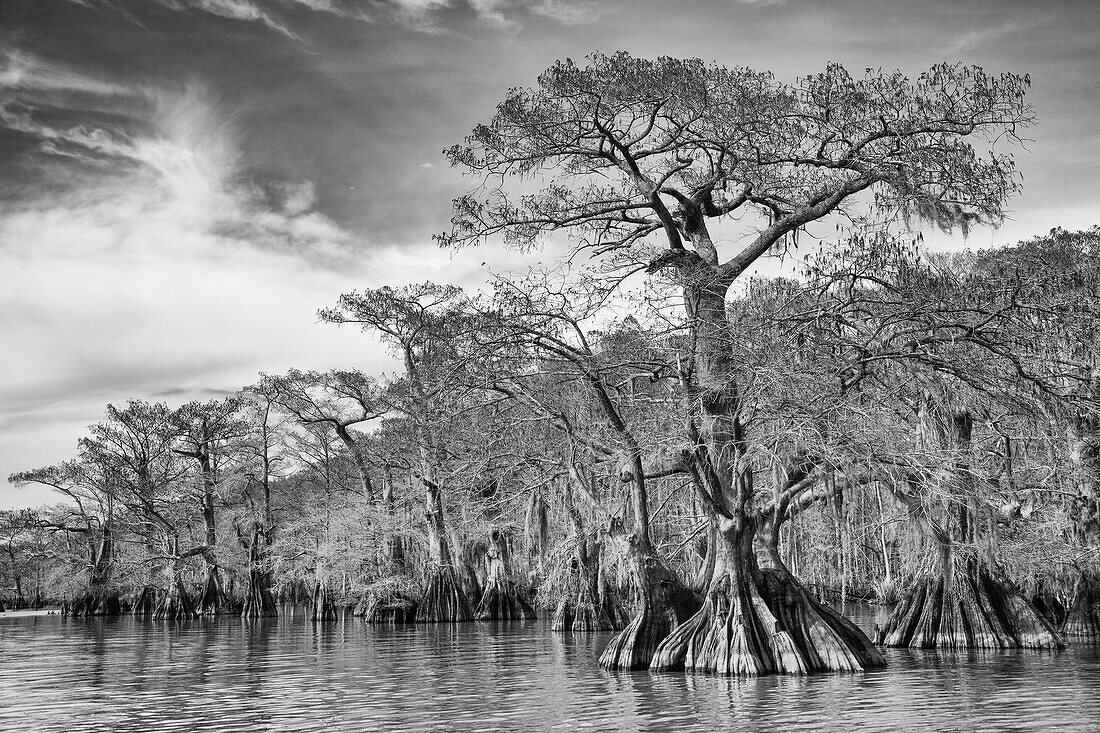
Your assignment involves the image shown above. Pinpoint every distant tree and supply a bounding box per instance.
[172,397,248,615]
[0,509,45,610]
[237,380,289,618]
[265,369,386,502]
[9,458,122,615]
[321,283,479,622]
[81,401,197,619]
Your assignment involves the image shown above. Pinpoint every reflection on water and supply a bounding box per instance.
[2,604,1100,732]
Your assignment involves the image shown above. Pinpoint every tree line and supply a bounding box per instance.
[4,53,1098,678]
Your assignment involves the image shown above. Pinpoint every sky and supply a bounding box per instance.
[2,0,1098,508]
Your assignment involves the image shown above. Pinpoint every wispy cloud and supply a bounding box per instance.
[150,0,304,40]
[0,48,134,97]
[530,0,606,25]
[2,52,353,263]
[943,19,1024,55]
[70,0,603,39]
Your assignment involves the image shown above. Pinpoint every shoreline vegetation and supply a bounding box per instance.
[3,54,1097,679]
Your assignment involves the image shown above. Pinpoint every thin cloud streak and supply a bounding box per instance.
[943,19,1025,55]
[71,0,606,38]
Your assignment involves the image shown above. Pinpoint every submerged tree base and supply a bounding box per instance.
[196,569,239,615]
[650,568,884,676]
[881,554,1063,649]
[356,590,419,624]
[416,565,473,623]
[552,571,629,632]
[598,556,700,671]
[475,578,536,621]
[64,590,121,617]
[132,586,158,617]
[1061,572,1100,637]
[155,580,198,620]
[311,582,339,622]
[241,574,278,619]
[552,592,629,632]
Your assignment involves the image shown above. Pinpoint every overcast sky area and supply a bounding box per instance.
[2,0,1098,508]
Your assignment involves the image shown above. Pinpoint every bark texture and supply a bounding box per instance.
[66,589,122,617]
[154,577,198,620]
[551,536,628,632]
[65,527,120,617]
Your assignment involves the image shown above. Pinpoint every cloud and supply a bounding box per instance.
[276,180,319,215]
[529,0,606,25]
[0,53,371,433]
[156,0,303,39]
[2,67,356,264]
[69,0,601,39]
[943,19,1024,55]
[0,48,135,97]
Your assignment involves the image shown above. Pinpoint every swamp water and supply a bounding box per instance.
[2,604,1100,732]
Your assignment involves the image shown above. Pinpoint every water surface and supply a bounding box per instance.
[2,605,1098,732]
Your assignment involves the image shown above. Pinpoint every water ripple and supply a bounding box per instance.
[2,608,1100,732]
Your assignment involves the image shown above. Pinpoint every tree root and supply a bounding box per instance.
[357,591,419,624]
[241,575,278,619]
[154,579,198,620]
[196,568,238,615]
[475,576,536,620]
[311,581,339,622]
[552,570,629,632]
[132,586,159,617]
[1062,572,1100,637]
[416,565,473,623]
[598,560,699,671]
[650,569,883,676]
[65,589,121,617]
[881,555,1063,649]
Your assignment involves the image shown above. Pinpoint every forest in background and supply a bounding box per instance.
[4,54,1098,677]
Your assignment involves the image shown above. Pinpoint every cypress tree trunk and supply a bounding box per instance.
[311,580,338,622]
[1063,409,1100,636]
[357,587,418,623]
[881,394,1063,649]
[475,529,536,620]
[66,526,121,617]
[133,536,165,618]
[598,532,700,670]
[415,477,473,623]
[196,565,236,615]
[380,467,406,573]
[241,522,277,619]
[880,542,1062,649]
[552,481,627,632]
[1063,570,1100,636]
[154,554,198,621]
[647,279,880,675]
